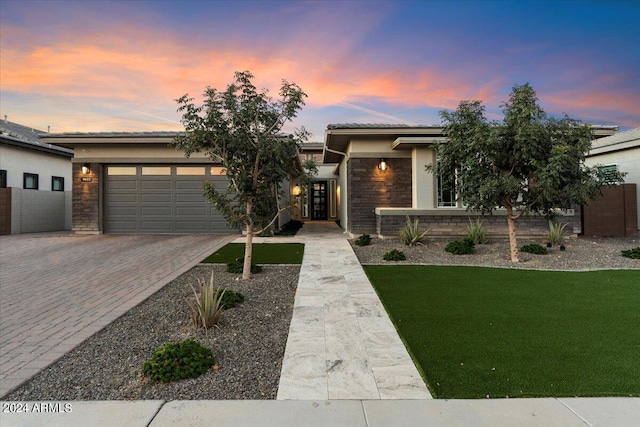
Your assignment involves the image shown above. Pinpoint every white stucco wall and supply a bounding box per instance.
[1,144,72,233]
[0,145,72,191]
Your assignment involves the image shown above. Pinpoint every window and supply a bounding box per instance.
[176,166,205,176]
[598,164,621,184]
[52,176,64,191]
[23,173,39,190]
[0,170,6,188]
[142,166,171,175]
[107,166,137,175]
[437,169,457,207]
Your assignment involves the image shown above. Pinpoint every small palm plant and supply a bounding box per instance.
[399,216,429,246]
[547,221,567,246]
[187,272,226,329]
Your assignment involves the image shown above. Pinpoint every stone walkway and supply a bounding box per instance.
[0,233,235,397]
[260,222,431,400]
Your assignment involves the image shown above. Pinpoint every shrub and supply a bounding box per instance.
[520,243,548,255]
[226,258,263,274]
[142,338,216,383]
[399,216,429,246]
[547,221,567,246]
[383,249,406,261]
[621,247,640,259]
[275,219,303,236]
[466,218,488,244]
[220,288,245,308]
[445,239,475,255]
[354,234,372,246]
[187,272,225,329]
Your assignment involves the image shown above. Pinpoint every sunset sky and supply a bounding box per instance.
[1,0,639,141]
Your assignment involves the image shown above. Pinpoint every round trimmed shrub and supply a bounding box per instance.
[226,258,263,274]
[142,338,216,383]
[621,247,640,259]
[220,288,245,308]
[445,239,475,255]
[383,249,406,261]
[354,234,372,246]
[520,243,548,255]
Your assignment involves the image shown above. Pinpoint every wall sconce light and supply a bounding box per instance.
[292,184,301,196]
[379,158,388,171]
[82,164,90,175]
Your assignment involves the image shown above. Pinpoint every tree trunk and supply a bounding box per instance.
[505,205,520,263]
[242,199,254,280]
[243,224,253,280]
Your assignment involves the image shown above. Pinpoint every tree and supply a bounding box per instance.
[434,83,623,262]
[173,71,308,279]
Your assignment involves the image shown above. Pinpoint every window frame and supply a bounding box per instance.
[23,173,39,190]
[0,170,6,188]
[52,176,65,191]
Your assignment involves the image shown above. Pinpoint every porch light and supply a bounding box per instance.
[379,158,387,171]
[292,184,301,196]
[82,164,90,175]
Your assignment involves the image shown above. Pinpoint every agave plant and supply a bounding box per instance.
[466,218,489,244]
[187,272,226,329]
[399,216,429,246]
[547,221,567,246]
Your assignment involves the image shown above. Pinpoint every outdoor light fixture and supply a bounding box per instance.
[292,184,301,196]
[81,164,90,175]
[379,158,388,171]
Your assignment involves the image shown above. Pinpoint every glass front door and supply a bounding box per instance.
[311,181,328,220]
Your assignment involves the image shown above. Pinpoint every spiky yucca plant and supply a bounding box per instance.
[547,221,567,246]
[466,218,489,244]
[399,216,429,246]
[187,272,225,329]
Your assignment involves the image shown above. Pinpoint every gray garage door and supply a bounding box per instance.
[105,165,237,234]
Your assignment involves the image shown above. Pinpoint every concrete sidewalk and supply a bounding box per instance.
[2,398,639,426]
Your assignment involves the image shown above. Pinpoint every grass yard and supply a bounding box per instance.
[202,243,304,264]
[365,265,640,399]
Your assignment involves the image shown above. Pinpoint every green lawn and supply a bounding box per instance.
[364,265,640,399]
[202,243,304,264]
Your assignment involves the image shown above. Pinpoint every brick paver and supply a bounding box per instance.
[0,233,235,397]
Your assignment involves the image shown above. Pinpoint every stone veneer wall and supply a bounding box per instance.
[376,208,582,239]
[72,163,101,233]
[347,157,412,234]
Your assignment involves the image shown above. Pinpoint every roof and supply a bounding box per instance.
[588,127,640,156]
[0,120,73,157]
[323,124,444,163]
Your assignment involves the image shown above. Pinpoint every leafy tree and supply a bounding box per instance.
[173,71,308,279]
[434,83,623,262]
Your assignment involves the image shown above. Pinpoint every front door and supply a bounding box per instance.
[311,181,328,220]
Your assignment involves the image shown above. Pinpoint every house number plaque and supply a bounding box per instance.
[81,177,92,182]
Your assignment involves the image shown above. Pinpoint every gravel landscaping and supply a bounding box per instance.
[351,235,640,270]
[5,265,299,401]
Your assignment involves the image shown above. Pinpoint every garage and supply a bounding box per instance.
[105,164,236,234]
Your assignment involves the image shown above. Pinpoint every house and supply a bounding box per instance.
[294,142,340,222]
[40,132,297,235]
[584,127,640,235]
[0,120,73,234]
[320,123,618,238]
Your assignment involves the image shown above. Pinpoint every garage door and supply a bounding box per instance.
[105,165,237,234]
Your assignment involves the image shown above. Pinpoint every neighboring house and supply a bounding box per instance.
[41,132,297,235]
[321,123,618,238]
[0,120,73,234]
[585,127,640,234]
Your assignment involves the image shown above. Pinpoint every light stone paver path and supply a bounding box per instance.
[248,222,431,400]
[0,232,236,398]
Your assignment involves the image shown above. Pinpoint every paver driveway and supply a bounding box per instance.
[0,233,236,397]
